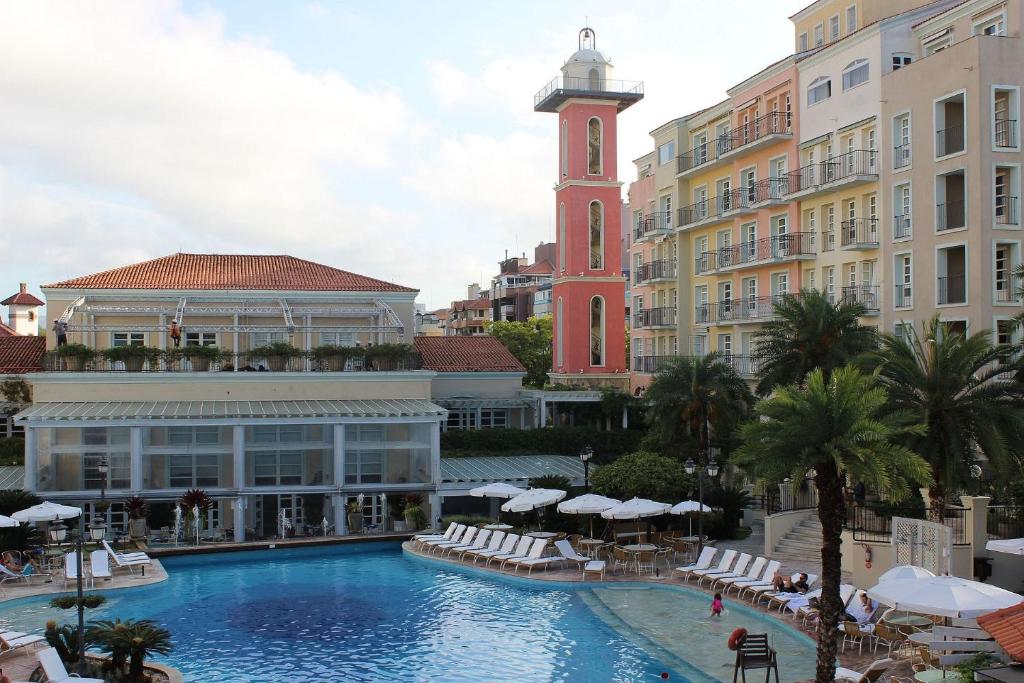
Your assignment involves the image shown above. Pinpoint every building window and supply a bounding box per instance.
[923,31,952,55]
[558,203,566,271]
[896,254,913,307]
[658,141,675,166]
[589,201,604,269]
[974,11,1007,36]
[556,297,563,367]
[185,332,217,347]
[799,32,808,51]
[892,53,912,70]
[561,120,568,177]
[846,5,857,33]
[894,114,911,169]
[590,296,604,366]
[112,332,144,347]
[842,59,869,91]
[814,23,824,47]
[830,15,840,42]
[587,117,602,175]
[808,77,831,106]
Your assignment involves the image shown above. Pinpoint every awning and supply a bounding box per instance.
[0,467,24,491]
[441,455,585,486]
[15,399,446,422]
[435,398,531,409]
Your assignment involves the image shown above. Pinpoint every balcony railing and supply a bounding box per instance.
[995,196,1020,226]
[788,150,878,193]
[995,118,1018,148]
[678,190,750,226]
[893,214,912,240]
[677,137,729,174]
[694,303,712,325]
[937,199,966,231]
[720,111,792,152]
[937,274,966,305]
[894,284,913,309]
[42,349,424,373]
[633,307,677,329]
[706,293,796,324]
[821,230,835,252]
[840,218,879,248]
[936,124,965,157]
[633,211,674,240]
[632,355,677,373]
[534,76,643,108]
[724,354,762,378]
[894,144,911,170]
[996,286,1020,303]
[751,177,790,204]
[634,259,677,285]
[725,232,816,269]
[840,285,880,311]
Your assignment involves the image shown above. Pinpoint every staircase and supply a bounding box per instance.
[772,516,823,563]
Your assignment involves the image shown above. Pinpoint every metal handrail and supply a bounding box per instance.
[936,200,966,231]
[893,214,912,239]
[634,259,677,285]
[994,118,1018,148]
[840,218,879,247]
[936,124,965,156]
[534,76,643,106]
[840,285,879,310]
[633,307,677,328]
[937,274,966,305]
[788,149,878,193]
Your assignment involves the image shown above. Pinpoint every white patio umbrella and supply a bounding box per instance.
[670,500,713,537]
[11,501,81,523]
[868,575,1024,619]
[557,494,620,539]
[0,515,19,528]
[470,483,526,499]
[501,488,567,513]
[601,497,671,540]
[877,565,936,583]
[986,538,1024,555]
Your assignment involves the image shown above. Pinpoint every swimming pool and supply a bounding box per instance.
[0,543,816,681]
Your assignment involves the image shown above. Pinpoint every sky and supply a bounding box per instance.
[0,0,809,313]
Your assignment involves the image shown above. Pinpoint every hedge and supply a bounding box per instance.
[0,438,24,466]
[441,427,643,461]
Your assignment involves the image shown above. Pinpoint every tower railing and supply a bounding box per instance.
[534,76,644,107]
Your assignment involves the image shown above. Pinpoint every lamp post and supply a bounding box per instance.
[579,445,594,491]
[684,446,720,554]
[91,458,109,542]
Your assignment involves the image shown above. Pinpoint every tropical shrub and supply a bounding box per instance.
[89,617,173,681]
[0,438,24,466]
[45,620,95,665]
[441,426,643,461]
[0,489,42,516]
[590,451,692,503]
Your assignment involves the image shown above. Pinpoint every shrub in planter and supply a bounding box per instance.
[88,617,173,682]
[125,495,149,538]
[101,346,162,372]
[403,505,427,531]
[364,343,417,371]
[311,345,364,371]
[248,341,302,371]
[55,343,95,371]
[168,345,223,371]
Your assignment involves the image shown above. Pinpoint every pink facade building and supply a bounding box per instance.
[534,28,643,388]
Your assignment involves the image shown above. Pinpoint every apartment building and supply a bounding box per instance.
[790,0,926,52]
[881,0,1024,347]
[489,243,556,322]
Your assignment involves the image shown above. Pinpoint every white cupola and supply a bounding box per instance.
[1,283,44,336]
[561,27,614,87]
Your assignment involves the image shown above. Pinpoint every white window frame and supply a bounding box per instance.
[973,9,1007,36]
[814,23,824,47]
[935,241,969,308]
[923,30,952,55]
[830,15,840,42]
[892,52,913,71]
[846,4,857,34]
[112,332,145,347]
[894,180,913,241]
[992,162,1020,230]
[808,77,831,106]
[991,86,1021,152]
[992,240,1021,305]
[894,251,914,309]
[799,32,808,52]
[933,89,968,161]
[893,111,912,171]
[842,59,869,91]
[658,140,675,166]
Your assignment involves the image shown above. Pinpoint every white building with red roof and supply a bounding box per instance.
[1,283,44,336]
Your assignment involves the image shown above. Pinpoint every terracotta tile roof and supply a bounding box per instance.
[520,260,554,275]
[979,602,1024,662]
[453,299,492,312]
[0,322,18,337]
[414,336,525,373]
[44,253,417,293]
[1,287,44,306]
[0,336,46,374]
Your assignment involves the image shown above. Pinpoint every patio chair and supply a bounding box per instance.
[101,541,151,576]
[634,549,657,575]
[101,540,148,562]
[90,550,112,583]
[871,621,905,657]
[732,633,779,683]
[463,531,505,562]
[64,552,91,590]
[420,524,465,549]
[428,526,476,554]
[554,539,589,571]
[509,540,559,575]
[0,629,44,656]
[501,538,548,571]
[36,646,104,683]
[487,536,532,568]
[833,657,894,682]
[413,522,457,545]
[733,560,782,598]
[688,549,737,582]
[473,534,519,564]
[704,553,754,589]
[841,621,875,655]
[671,546,717,580]
[0,563,44,586]
[443,529,490,558]
[582,560,606,581]
[610,546,632,575]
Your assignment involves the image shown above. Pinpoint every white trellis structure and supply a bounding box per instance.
[892,516,952,576]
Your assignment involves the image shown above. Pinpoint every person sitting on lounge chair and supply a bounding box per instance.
[793,573,810,593]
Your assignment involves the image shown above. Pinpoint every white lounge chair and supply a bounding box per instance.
[102,539,149,562]
[35,647,104,683]
[503,538,549,571]
[432,526,478,555]
[64,552,91,590]
[688,549,737,582]
[0,629,44,657]
[671,546,717,580]
[507,540,557,574]
[583,560,606,581]
[704,553,754,588]
[445,529,491,558]
[759,573,819,608]
[421,524,466,550]
[833,657,893,682]
[733,560,781,597]
[473,534,519,563]
[488,536,532,567]
[414,522,457,544]
[0,563,46,586]
[101,540,151,576]
[554,539,589,570]
[462,531,505,561]
[91,550,112,582]
[424,526,472,553]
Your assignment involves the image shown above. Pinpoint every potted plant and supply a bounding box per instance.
[402,493,427,531]
[100,345,162,372]
[347,495,364,533]
[125,495,149,539]
[248,341,301,371]
[55,343,95,371]
[181,344,222,372]
[311,344,364,372]
[365,343,416,371]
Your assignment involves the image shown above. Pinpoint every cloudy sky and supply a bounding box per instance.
[0,0,807,311]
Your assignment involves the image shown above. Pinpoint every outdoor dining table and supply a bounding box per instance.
[484,524,513,531]
[622,544,657,552]
[526,531,558,539]
[885,614,934,628]
[914,670,957,682]
[578,538,604,558]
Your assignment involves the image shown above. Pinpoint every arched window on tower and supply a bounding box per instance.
[587,117,602,175]
[588,67,600,91]
[590,296,604,366]
[589,200,604,269]
[561,120,568,177]
[556,297,564,367]
[558,203,566,272]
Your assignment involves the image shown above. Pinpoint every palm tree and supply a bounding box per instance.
[753,289,877,395]
[864,317,1024,515]
[642,353,753,456]
[734,367,931,683]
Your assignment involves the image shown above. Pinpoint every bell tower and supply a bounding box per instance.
[534,28,643,388]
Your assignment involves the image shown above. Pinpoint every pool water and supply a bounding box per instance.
[0,543,816,682]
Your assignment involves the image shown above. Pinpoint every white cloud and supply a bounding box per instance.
[426,60,471,110]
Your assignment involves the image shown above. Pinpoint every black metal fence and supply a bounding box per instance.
[845,504,970,545]
[988,506,1024,540]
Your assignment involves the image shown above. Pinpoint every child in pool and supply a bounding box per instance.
[711,592,724,617]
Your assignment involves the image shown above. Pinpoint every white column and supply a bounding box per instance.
[232,314,240,370]
[334,425,347,535]
[304,314,312,371]
[475,406,482,430]
[22,428,37,492]
[130,427,143,492]
[428,492,442,530]
[233,426,245,490]
[158,313,167,349]
[233,498,245,543]
[539,399,547,428]
[429,421,441,488]
[622,403,629,429]
[332,493,347,536]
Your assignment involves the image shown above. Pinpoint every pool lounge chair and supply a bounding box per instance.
[554,539,589,570]
[34,647,104,683]
[711,555,763,591]
[472,534,519,563]
[582,560,606,581]
[460,531,505,561]
[102,540,149,562]
[91,550,112,583]
[703,553,754,588]
[794,583,856,626]
[507,540,556,574]
[0,563,47,586]
[414,522,457,544]
[732,560,781,598]
[0,629,44,657]
[761,574,819,608]
[64,552,91,590]
[487,536,532,568]
[424,526,473,554]
[420,524,465,550]
[671,546,717,580]
[688,549,737,582]
[443,529,491,558]
[833,657,893,682]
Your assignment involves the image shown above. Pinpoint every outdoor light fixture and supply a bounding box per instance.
[579,445,594,491]
[49,523,67,543]
[89,525,106,541]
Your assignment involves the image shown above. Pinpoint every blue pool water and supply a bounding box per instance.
[0,543,816,682]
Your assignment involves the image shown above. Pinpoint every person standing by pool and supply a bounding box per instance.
[711,592,724,618]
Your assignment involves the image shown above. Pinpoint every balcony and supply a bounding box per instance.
[840,218,879,250]
[676,137,731,177]
[995,118,1018,148]
[894,144,911,170]
[936,124,965,157]
[534,76,643,112]
[678,190,752,229]
[937,274,966,305]
[937,200,966,232]
[894,284,913,309]
[996,196,1020,226]
[42,349,424,373]
[719,111,793,158]
[840,285,880,314]
[632,355,677,374]
[893,214,912,240]
[696,232,816,274]
[633,211,674,242]
[821,230,836,252]
[787,150,878,199]
[634,259,677,286]
[996,286,1021,303]
[633,307,677,329]
[749,177,790,207]
[705,293,796,325]
[724,354,762,379]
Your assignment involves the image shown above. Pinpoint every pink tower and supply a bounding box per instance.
[534,28,643,388]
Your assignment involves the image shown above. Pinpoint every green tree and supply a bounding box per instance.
[487,316,553,388]
[590,451,693,502]
[734,367,930,683]
[863,317,1024,515]
[642,354,753,457]
[753,290,877,396]
[0,377,31,403]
